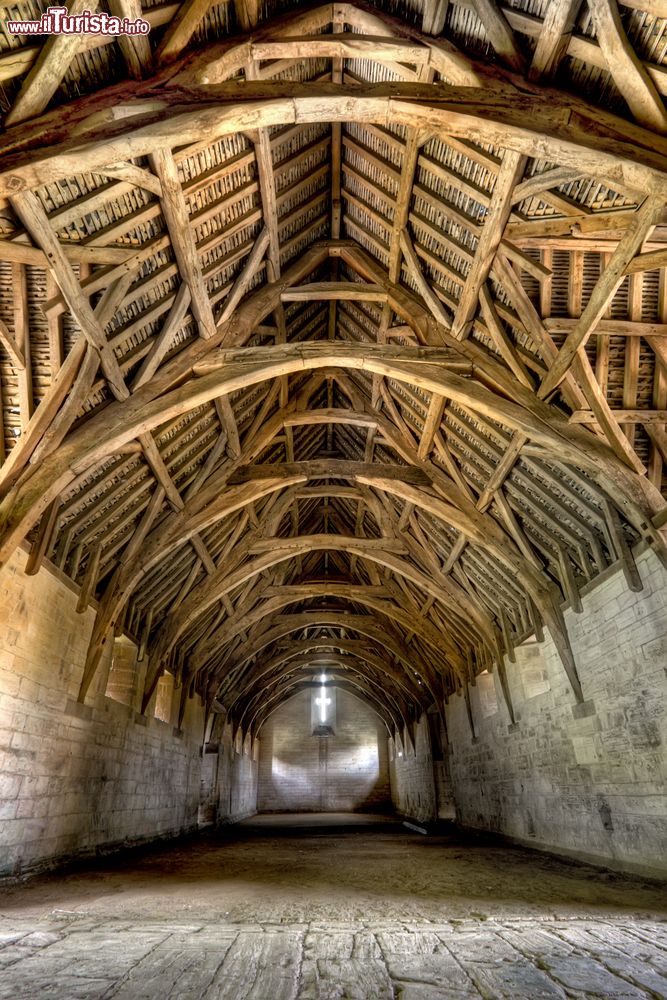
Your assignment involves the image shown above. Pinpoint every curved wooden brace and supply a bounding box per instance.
[189,584,455,679]
[141,535,488,696]
[6,338,664,588]
[251,677,396,736]
[3,61,667,198]
[233,658,407,735]
[77,475,306,701]
[187,610,441,704]
[224,648,413,727]
[359,476,582,700]
[222,640,423,708]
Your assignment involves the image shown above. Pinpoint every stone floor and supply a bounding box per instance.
[0,814,666,999]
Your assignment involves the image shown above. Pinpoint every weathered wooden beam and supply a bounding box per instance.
[12,264,33,434]
[528,0,582,82]
[418,394,446,459]
[3,82,667,201]
[570,408,667,424]
[479,284,534,389]
[149,148,217,340]
[108,0,153,78]
[217,227,270,324]
[76,544,102,614]
[10,191,128,400]
[469,0,525,72]
[546,317,667,338]
[131,283,192,392]
[25,499,60,576]
[539,195,664,399]
[228,460,432,485]
[602,498,643,592]
[5,0,98,126]
[588,0,667,133]
[281,282,387,302]
[452,151,525,339]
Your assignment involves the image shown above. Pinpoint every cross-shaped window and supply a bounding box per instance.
[315,673,331,723]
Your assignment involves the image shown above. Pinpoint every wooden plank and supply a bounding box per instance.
[229,461,431,485]
[452,150,525,339]
[588,0,667,133]
[11,264,33,433]
[281,281,387,302]
[539,195,664,400]
[10,190,129,400]
[149,148,217,340]
[5,0,98,126]
[471,0,525,72]
[108,0,153,77]
[76,544,102,614]
[528,0,582,81]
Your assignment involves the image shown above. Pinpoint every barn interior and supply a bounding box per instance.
[0,0,666,996]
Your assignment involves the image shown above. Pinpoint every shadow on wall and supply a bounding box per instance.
[257,688,391,813]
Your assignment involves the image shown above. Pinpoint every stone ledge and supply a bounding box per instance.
[134,712,148,727]
[173,727,184,740]
[507,722,520,733]
[64,698,92,721]
[571,699,596,719]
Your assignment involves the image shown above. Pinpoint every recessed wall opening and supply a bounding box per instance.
[1,0,667,993]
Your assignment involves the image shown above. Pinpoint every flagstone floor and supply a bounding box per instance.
[1,814,665,999]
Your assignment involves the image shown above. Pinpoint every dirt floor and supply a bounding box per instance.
[0,814,666,998]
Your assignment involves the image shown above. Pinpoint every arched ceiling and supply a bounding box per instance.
[0,0,666,736]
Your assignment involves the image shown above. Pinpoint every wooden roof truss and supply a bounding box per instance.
[0,0,666,736]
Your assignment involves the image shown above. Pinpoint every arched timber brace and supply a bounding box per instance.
[1,0,666,753]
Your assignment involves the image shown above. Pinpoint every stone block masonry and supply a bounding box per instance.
[0,548,205,876]
[257,687,390,812]
[446,547,667,878]
[389,715,439,824]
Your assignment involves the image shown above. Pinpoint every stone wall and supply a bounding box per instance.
[389,715,438,824]
[0,548,204,876]
[204,722,258,825]
[257,687,390,812]
[446,546,667,877]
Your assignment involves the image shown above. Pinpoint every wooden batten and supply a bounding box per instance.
[0,0,663,725]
